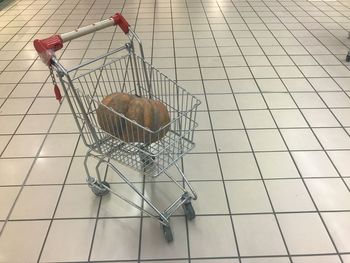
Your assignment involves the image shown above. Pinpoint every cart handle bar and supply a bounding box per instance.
[33,12,129,66]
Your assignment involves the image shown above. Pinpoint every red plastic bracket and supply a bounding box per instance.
[33,35,63,66]
[111,13,129,34]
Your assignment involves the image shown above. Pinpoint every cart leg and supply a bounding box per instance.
[181,192,196,220]
[161,221,173,242]
[84,151,110,197]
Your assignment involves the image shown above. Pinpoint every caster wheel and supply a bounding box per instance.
[91,181,110,197]
[162,224,173,242]
[346,54,350,62]
[183,202,196,220]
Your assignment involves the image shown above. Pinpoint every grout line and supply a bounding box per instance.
[35,1,118,261]
[3,209,350,222]
[0,0,350,262]
[219,0,346,260]
[168,0,192,261]
[263,0,350,193]
[0,0,78,240]
[208,2,294,262]
[184,1,244,262]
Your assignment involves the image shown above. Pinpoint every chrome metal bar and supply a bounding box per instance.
[106,161,169,224]
[174,162,198,200]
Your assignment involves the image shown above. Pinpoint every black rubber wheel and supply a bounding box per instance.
[183,202,196,220]
[346,54,350,62]
[91,181,110,197]
[162,224,173,242]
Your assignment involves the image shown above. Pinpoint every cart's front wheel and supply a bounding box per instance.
[183,202,196,220]
[162,224,173,242]
[90,181,110,197]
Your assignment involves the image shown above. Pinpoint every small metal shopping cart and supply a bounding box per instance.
[34,12,201,242]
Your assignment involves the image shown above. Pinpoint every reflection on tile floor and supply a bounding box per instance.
[0,0,350,261]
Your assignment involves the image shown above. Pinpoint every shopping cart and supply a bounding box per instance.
[33,12,201,242]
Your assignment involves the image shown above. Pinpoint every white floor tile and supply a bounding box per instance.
[256,78,287,92]
[207,94,237,110]
[0,115,22,134]
[16,114,54,134]
[271,109,308,128]
[235,94,266,110]
[278,213,335,254]
[266,179,315,212]
[233,214,287,256]
[2,134,45,157]
[342,255,350,263]
[247,129,286,151]
[193,259,238,263]
[55,184,99,218]
[241,258,289,263]
[41,219,95,262]
[226,181,272,213]
[327,151,350,177]
[192,130,216,153]
[313,128,350,150]
[292,151,338,178]
[191,181,229,214]
[39,134,79,157]
[26,157,70,185]
[99,183,142,217]
[0,98,33,115]
[141,217,188,260]
[0,158,33,185]
[214,130,251,152]
[281,129,322,150]
[188,215,237,258]
[291,93,326,108]
[220,153,260,180]
[0,187,20,220]
[10,185,61,219]
[0,221,49,262]
[184,153,222,181]
[323,212,350,253]
[332,108,350,126]
[90,218,140,261]
[263,93,296,109]
[302,109,340,127]
[306,178,350,210]
[256,152,299,179]
[241,110,276,129]
[293,255,341,263]
[319,92,350,108]
[211,110,244,130]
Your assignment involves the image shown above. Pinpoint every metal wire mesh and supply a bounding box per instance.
[57,47,200,176]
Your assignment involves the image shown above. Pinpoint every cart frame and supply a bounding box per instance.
[34,12,201,242]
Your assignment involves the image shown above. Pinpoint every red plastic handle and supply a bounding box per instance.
[111,13,129,34]
[33,35,63,66]
[33,12,129,66]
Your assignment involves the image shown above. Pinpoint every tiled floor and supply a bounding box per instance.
[0,0,350,262]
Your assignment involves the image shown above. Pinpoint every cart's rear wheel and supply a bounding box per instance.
[183,202,196,220]
[162,224,173,242]
[91,181,110,196]
[346,52,350,62]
